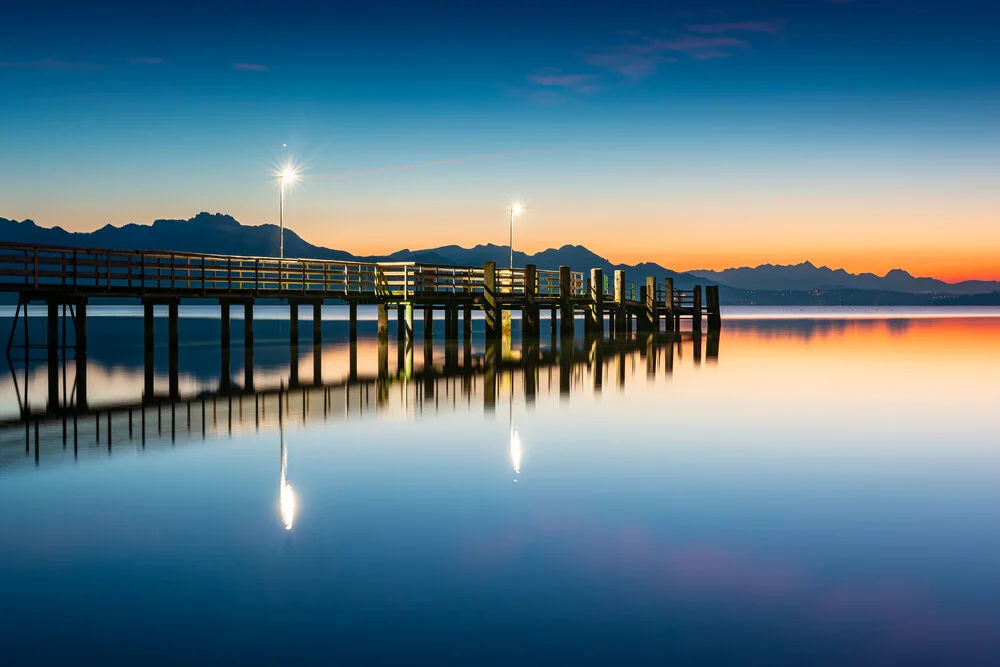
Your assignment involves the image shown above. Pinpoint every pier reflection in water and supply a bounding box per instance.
[0,309,715,469]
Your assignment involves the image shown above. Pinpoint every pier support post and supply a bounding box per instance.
[313,301,323,385]
[588,268,603,337]
[424,305,434,342]
[47,301,59,409]
[693,285,703,334]
[614,270,626,337]
[405,302,415,344]
[289,301,299,387]
[220,302,231,390]
[559,266,574,338]
[168,300,179,399]
[397,305,405,342]
[76,301,87,408]
[445,307,459,369]
[706,285,722,331]
[348,301,358,344]
[143,301,155,397]
[484,262,500,340]
[663,278,675,333]
[644,276,658,332]
[377,303,389,343]
[523,264,539,342]
[244,301,254,391]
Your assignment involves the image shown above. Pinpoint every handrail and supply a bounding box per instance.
[0,242,711,310]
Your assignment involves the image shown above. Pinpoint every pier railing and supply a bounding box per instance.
[0,243,596,301]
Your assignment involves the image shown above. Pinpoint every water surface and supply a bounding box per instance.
[1,309,998,665]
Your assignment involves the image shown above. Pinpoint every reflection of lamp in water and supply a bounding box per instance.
[508,374,522,481]
[279,408,296,530]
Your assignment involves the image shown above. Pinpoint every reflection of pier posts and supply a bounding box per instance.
[313,301,323,385]
[484,339,497,412]
[591,337,603,392]
[664,278,675,333]
[693,329,703,365]
[665,334,675,374]
[423,309,435,399]
[76,301,88,408]
[244,301,255,391]
[617,343,626,388]
[377,336,389,382]
[47,301,59,410]
[143,301,154,398]
[524,342,538,405]
[220,302,231,390]
[645,334,656,378]
[289,301,300,386]
[707,330,720,361]
[348,340,358,382]
[392,305,404,377]
[559,336,572,397]
[168,300,179,399]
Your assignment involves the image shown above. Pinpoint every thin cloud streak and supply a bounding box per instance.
[315,146,572,180]
[234,63,268,71]
[129,57,164,65]
[0,58,102,70]
[685,19,787,35]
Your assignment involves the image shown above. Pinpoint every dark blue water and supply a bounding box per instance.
[1,310,998,665]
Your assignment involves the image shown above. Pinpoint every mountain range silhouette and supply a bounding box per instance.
[2,213,998,303]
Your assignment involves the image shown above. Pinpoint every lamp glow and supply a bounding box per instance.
[276,157,301,261]
[509,202,524,270]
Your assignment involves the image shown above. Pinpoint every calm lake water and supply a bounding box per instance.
[1,307,999,665]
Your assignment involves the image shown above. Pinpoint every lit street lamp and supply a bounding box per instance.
[509,202,523,269]
[279,165,298,261]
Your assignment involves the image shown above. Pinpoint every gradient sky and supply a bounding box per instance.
[1,0,997,280]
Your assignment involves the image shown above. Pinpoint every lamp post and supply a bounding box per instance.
[279,167,297,261]
[509,202,522,269]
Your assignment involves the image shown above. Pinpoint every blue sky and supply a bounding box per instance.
[1,0,998,277]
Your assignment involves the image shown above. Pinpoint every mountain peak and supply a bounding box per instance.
[885,268,914,279]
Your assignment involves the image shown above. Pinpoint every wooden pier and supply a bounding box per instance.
[0,241,721,412]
